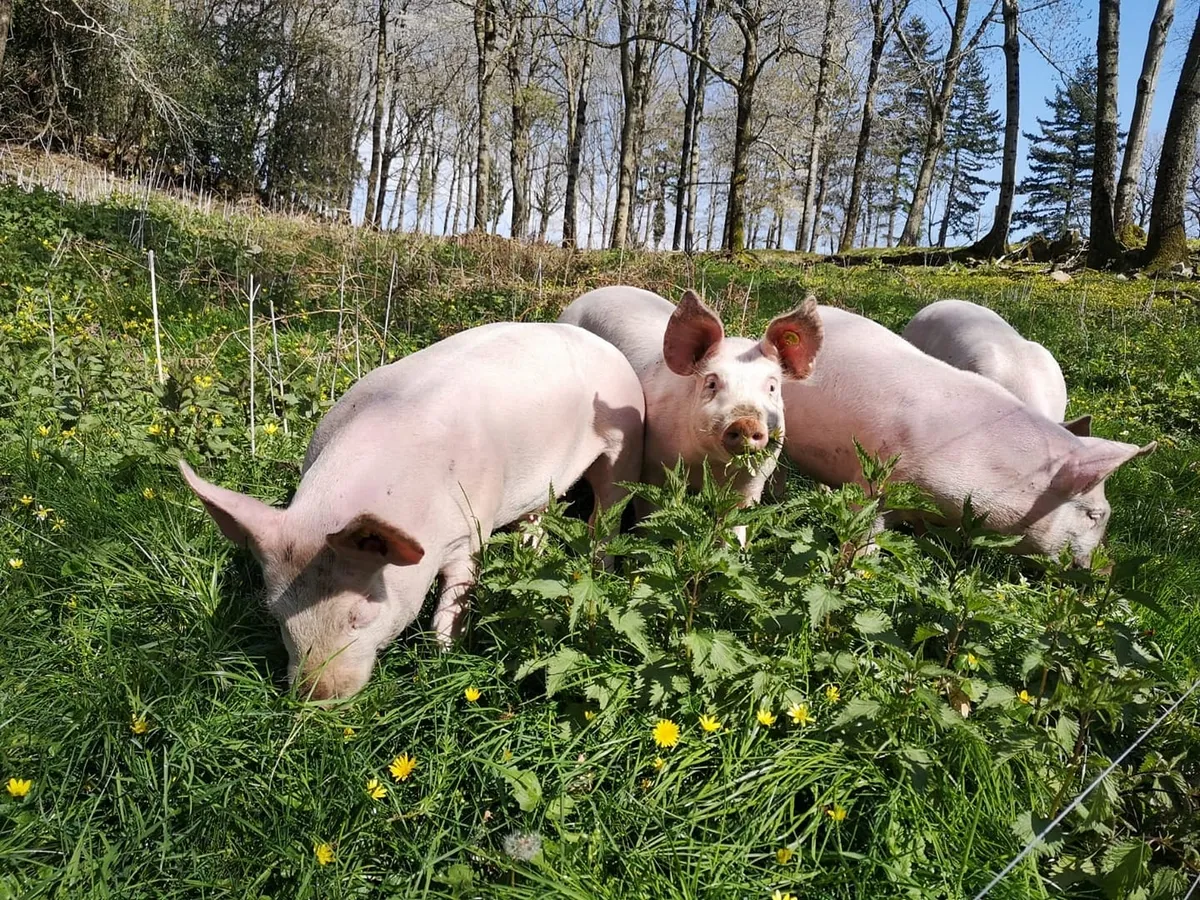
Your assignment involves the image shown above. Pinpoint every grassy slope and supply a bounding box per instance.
[0,178,1197,899]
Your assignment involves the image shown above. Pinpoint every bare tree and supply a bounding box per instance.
[1115,0,1175,236]
[672,0,713,251]
[897,0,999,247]
[363,0,390,226]
[1088,0,1122,266]
[556,0,602,248]
[969,0,1017,258]
[473,0,499,230]
[797,0,836,252]
[1146,9,1200,269]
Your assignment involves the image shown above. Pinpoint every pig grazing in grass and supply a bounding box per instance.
[902,298,1072,424]
[180,322,644,700]
[782,305,1156,566]
[559,285,823,541]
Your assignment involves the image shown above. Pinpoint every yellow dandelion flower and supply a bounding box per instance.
[314,842,334,865]
[464,686,481,703]
[6,778,32,798]
[825,685,841,703]
[775,847,794,865]
[18,495,33,506]
[756,708,776,727]
[342,727,355,741]
[8,559,23,570]
[131,714,149,735]
[698,713,722,733]
[263,422,279,436]
[147,424,163,436]
[37,425,52,437]
[826,804,847,823]
[365,777,387,801]
[142,488,156,500]
[653,756,665,771]
[652,718,680,748]
[788,703,812,726]
[389,753,417,782]
[34,505,52,522]
[1018,689,1032,705]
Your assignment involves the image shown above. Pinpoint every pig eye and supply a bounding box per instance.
[767,378,778,394]
[704,374,720,392]
[1087,509,1105,523]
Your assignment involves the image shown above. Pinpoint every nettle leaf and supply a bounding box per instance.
[1053,714,1081,752]
[853,609,892,636]
[1011,810,1064,857]
[496,766,542,812]
[608,606,651,658]
[637,659,690,707]
[568,574,604,630]
[681,630,749,684]
[545,647,586,697]
[912,622,948,643]
[832,697,882,728]
[513,578,569,600]
[1100,839,1153,899]
[806,584,846,627]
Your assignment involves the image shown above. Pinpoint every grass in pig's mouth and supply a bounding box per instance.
[724,428,785,479]
[0,180,1198,898]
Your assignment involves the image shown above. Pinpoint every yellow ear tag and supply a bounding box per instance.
[782,331,800,346]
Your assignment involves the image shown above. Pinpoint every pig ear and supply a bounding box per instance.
[762,295,823,380]
[326,513,425,569]
[1052,438,1157,496]
[179,459,281,555]
[1060,414,1092,437]
[663,289,724,376]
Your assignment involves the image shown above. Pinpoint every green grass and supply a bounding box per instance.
[0,179,1198,899]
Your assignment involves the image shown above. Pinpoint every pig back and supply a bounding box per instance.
[557,286,676,378]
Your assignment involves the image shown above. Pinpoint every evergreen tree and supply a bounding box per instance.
[935,52,1001,246]
[1013,62,1098,236]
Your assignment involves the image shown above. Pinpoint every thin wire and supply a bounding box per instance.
[1183,870,1200,900]
[972,677,1200,900]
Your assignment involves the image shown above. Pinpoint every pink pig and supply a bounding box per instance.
[180,322,644,700]
[782,305,1156,566]
[559,286,823,542]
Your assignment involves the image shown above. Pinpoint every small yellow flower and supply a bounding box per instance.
[653,756,665,771]
[788,703,812,726]
[584,710,596,721]
[37,425,52,437]
[142,488,156,500]
[18,495,33,506]
[389,753,417,782]
[212,415,224,428]
[698,713,722,733]
[826,804,847,823]
[756,708,776,727]
[966,653,979,667]
[1018,689,1032,705]
[30,449,39,461]
[775,847,794,864]
[59,429,75,440]
[34,505,52,521]
[147,424,163,436]
[263,422,279,436]
[6,778,32,798]
[8,559,23,570]
[464,686,481,703]
[639,777,653,791]
[131,714,149,735]
[652,718,680,748]
[342,727,355,741]
[825,685,841,703]
[365,777,387,801]
[314,842,334,865]
[52,517,66,532]
[772,891,797,900]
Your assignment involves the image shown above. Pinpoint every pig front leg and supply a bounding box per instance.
[431,557,477,648]
[730,456,778,548]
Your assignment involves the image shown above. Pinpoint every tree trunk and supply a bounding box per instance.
[840,0,893,252]
[887,153,904,246]
[443,142,461,235]
[1089,0,1124,266]
[362,0,389,228]
[0,0,13,77]
[969,0,1019,258]
[938,146,962,247]
[473,0,497,231]
[673,0,711,250]
[375,101,401,230]
[722,20,757,252]
[1116,0,1175,235]
[610,0,658,248]
[798,0,837,251]
[808,147,832,253]
[898,0,974,246]
[562,5,594,249]
[1146,10,1200,269]
[684,50,709,253]
[508,18,533,241]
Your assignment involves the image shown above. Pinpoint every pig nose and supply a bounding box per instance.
[299,673,341,701]
[722,417,768,454]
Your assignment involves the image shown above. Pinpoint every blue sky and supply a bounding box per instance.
[977,0,1196,207]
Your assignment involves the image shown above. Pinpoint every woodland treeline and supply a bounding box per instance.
[1,0,1198,267]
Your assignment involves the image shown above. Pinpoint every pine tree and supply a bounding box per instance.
[1013,63,1097,236]
[936,52,1001,245]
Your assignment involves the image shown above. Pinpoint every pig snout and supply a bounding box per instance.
[722,416,769,454]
